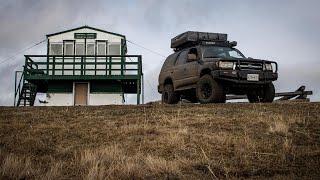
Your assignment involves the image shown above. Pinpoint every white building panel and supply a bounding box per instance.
[37,93,73,106]
[89,93,123,105]
[48,27,123,43]
[35,93,123,106]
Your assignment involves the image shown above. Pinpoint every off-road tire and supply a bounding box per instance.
[162,84,180,104]
[247,83,275,103]
[262,83,275,102]
[196,75,225,104]
[247,92,260,103]
[220,92,227,103]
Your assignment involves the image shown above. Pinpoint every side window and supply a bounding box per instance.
[187,48,198,61]
[75,43,85,55]
[64,42,74,55]
[175,50,188,65]
[109,44,121,55]
[86,43,95,55]
[161,52,180,71]
[162,54,174,69]
[97,42,107,55]
[50,43,62,55]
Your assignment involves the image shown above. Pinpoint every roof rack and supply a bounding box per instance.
[171,31,228,50]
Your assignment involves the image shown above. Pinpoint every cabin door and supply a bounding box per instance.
[74,83,88,105]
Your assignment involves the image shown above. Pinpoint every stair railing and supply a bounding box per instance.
[24,56,38,76]
[14,70,24,106]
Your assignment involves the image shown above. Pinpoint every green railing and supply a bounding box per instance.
[24,55,142,80]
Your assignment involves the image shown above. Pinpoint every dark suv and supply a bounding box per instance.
[158,31,278,104]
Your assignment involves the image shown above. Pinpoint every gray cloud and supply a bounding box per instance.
[0,0,319,105]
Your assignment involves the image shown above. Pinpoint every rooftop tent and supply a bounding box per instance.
[171,31,228,49]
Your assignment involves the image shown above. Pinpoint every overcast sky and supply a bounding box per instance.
[0,0,319,105]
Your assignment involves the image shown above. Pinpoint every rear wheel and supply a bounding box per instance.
[247,83,275,103]
[196,75,225,104]
[162,84,180,104]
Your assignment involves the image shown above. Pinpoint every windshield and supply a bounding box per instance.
[203,46,245,59]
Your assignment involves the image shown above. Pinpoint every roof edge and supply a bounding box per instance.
[46,26,126,38]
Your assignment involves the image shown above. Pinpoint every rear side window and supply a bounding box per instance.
[175,50,188,65]
[162,53,179,70]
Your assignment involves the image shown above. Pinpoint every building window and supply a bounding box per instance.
[109,44,121,55]
[50,43,63,55]
[87,43,95,55]
[97,42,107,55]
[64,42,74,55]
[75,43,85,55]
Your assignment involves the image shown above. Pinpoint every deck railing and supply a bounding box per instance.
[24,55,142,79]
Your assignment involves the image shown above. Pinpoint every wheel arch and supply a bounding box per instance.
[164,77,173,85]
[200,68,212,77]
[159,77,174,92]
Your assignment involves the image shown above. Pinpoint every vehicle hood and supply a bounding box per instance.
[203,57,276,63]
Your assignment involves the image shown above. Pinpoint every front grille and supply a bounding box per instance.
[238,61,263,71]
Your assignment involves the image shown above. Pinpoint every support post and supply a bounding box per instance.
[81,56,83,76]
[109,56,112,75]
[52,56,55,75]
[142,74,144,104]
[14,71,17,106]
[137,79,140,105]
[47,56,49,75]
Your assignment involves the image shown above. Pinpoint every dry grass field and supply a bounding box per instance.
[0,102,319,179]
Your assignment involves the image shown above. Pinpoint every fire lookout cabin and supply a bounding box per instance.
[14,26,143,106]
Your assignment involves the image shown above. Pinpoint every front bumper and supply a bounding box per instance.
[212,70,278,84]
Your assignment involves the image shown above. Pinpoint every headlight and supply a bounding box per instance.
[219,61,234,69]
[264,64,273,71]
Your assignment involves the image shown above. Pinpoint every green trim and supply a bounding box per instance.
[23,55,142,81]
[47,90,73,93]
[25,75,141,80]
[47,81,73,93]
[47,39,50,74]
[90,81,122,93]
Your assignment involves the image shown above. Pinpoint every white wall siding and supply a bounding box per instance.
[37,93,73,106]
[48,28,123,43]
[89,93,123,105]
[35,93,123,106]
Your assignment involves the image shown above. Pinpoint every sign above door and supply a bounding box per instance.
[74,33,97,39]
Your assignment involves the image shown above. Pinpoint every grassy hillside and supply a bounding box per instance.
[0,102,319,179]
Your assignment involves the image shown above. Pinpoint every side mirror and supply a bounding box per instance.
[230,41,237,47]
[187,54,197,62]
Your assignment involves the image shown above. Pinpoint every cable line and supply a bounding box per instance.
[126,39,164,103]
[0,39,46,65]
[126,39,166,58]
